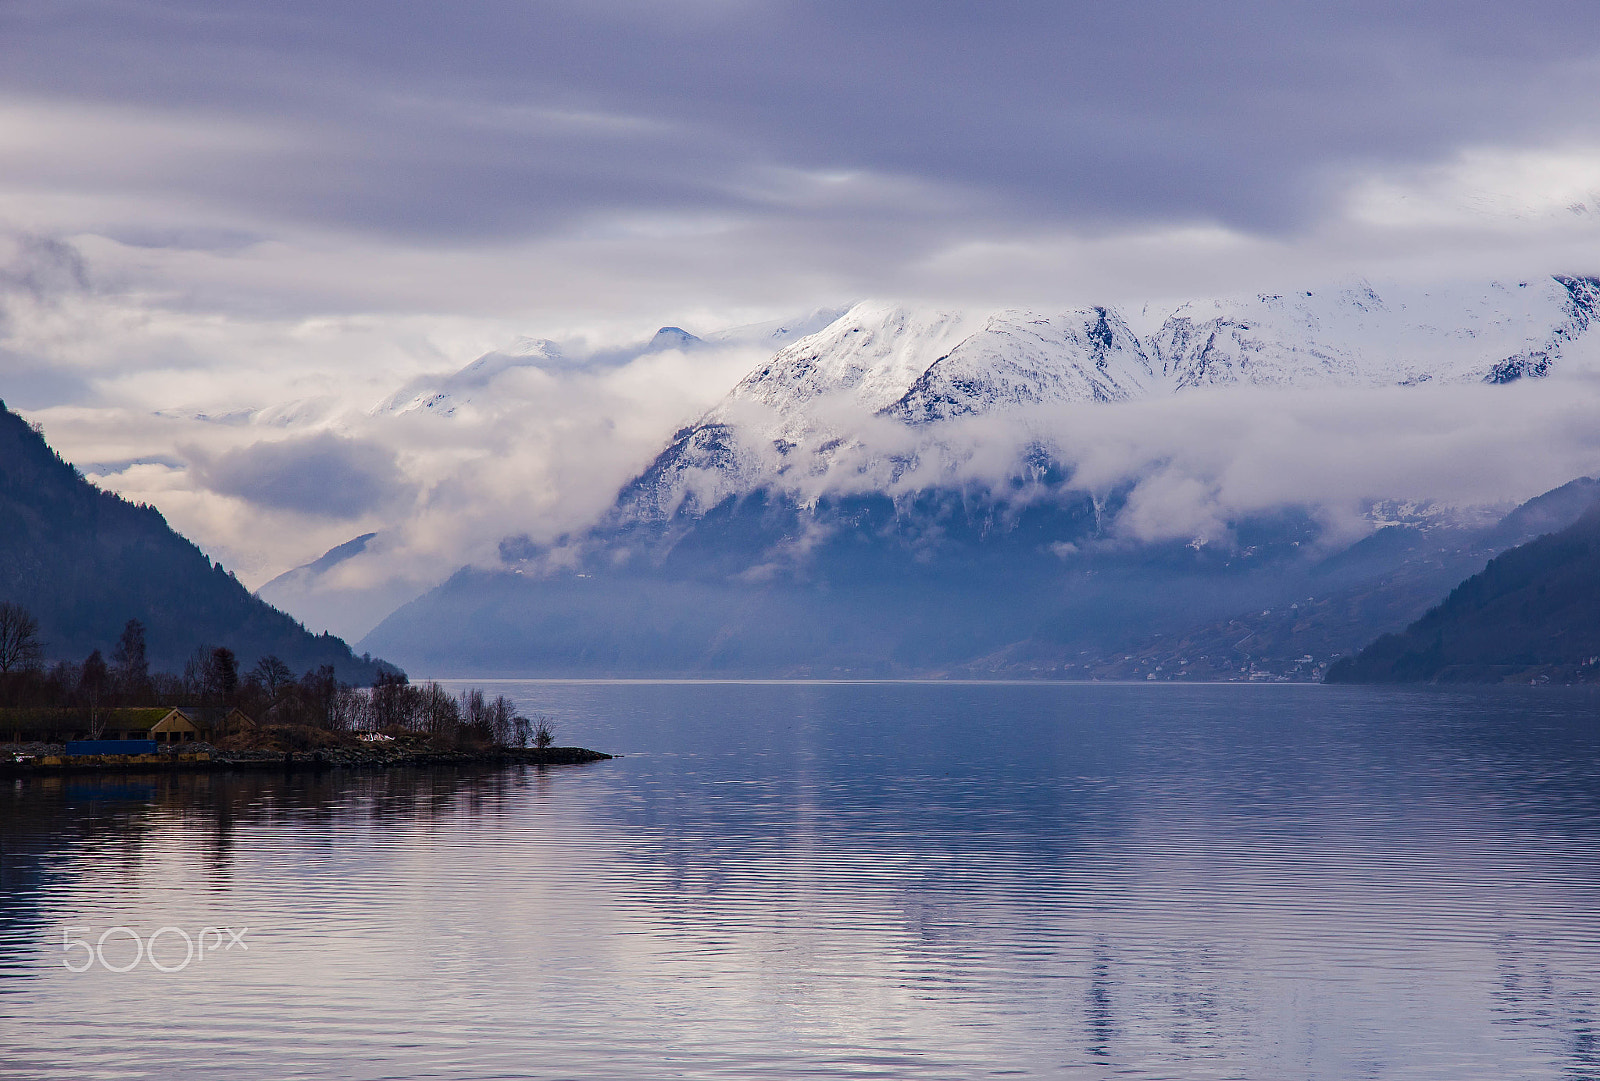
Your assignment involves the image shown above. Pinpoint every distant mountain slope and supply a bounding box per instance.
[365,480,1596,680]
[264,531,378,585]
[255,531,421,642]
[0,401,391,679]
[362,486,1323,676]
[1034,478,1600,682]
[1326,491,1600,683]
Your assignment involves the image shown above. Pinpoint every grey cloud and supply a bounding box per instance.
[102,226,265,254]
[0,356,94,410]
[0,238,100,407]
[0,235,90,298]
[4,1,1600,246]
[192,433,412,518]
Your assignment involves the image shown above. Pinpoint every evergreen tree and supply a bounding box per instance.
[208,647,240,705]
[112,619,150,700]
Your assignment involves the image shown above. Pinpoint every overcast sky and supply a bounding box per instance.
[4,1,1600,616]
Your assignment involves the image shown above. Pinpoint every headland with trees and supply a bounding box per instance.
[0,601,604,769]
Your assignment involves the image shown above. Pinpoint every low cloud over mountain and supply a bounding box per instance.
[191,432,412,519]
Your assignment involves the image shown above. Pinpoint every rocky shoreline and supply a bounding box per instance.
[0,743,613,775]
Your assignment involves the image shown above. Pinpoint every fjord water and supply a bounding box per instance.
[6,684,1600,1079]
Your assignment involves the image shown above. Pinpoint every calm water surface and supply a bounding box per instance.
[5,682,1600,1080]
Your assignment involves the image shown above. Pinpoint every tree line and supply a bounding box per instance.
[0,601,553,748]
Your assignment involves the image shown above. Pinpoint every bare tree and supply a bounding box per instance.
[460,688,487,731]
[329,683,370,732]
[531,716,556,750]
[252,655,294,702]
[370,670,410,730]
[81,650,109,738]
[420,682,460,742]
[183,645,212,696]
[488,695,514,746]
[0,602,42,674]
[298,664,338,728]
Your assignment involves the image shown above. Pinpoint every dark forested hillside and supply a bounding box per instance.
[0,400,389,679]
[1326,501,1600,683]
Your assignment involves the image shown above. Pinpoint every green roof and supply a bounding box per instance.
[1,706,195,733]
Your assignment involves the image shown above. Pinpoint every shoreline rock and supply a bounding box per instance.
[0,744,612,775]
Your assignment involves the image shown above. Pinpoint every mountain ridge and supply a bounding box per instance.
[0,401,392,680]
[616,276,1600,530]
[1327,487,1600,683]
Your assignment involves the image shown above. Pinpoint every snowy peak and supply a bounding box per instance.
[1154,277,1600,389]
[608,305,950,521]
[504,335,564,360]
[1556,274,1600,327]
[715,302,980,421]
[455,338,563,381]
[701,306,851,350]
[885,307,1156,423]
[643,326,702,353]
[376,308,852,421]
[380,338,563,417]
[1154,290,1380,389]
[1495,274,1600,383]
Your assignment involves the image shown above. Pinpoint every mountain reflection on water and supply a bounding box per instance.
[4,682,1600,1080]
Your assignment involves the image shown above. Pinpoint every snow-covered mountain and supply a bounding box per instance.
[378,307,847,419]
[616,276,1600,522]
[380,336,567,417]
[355,274,1600,678]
